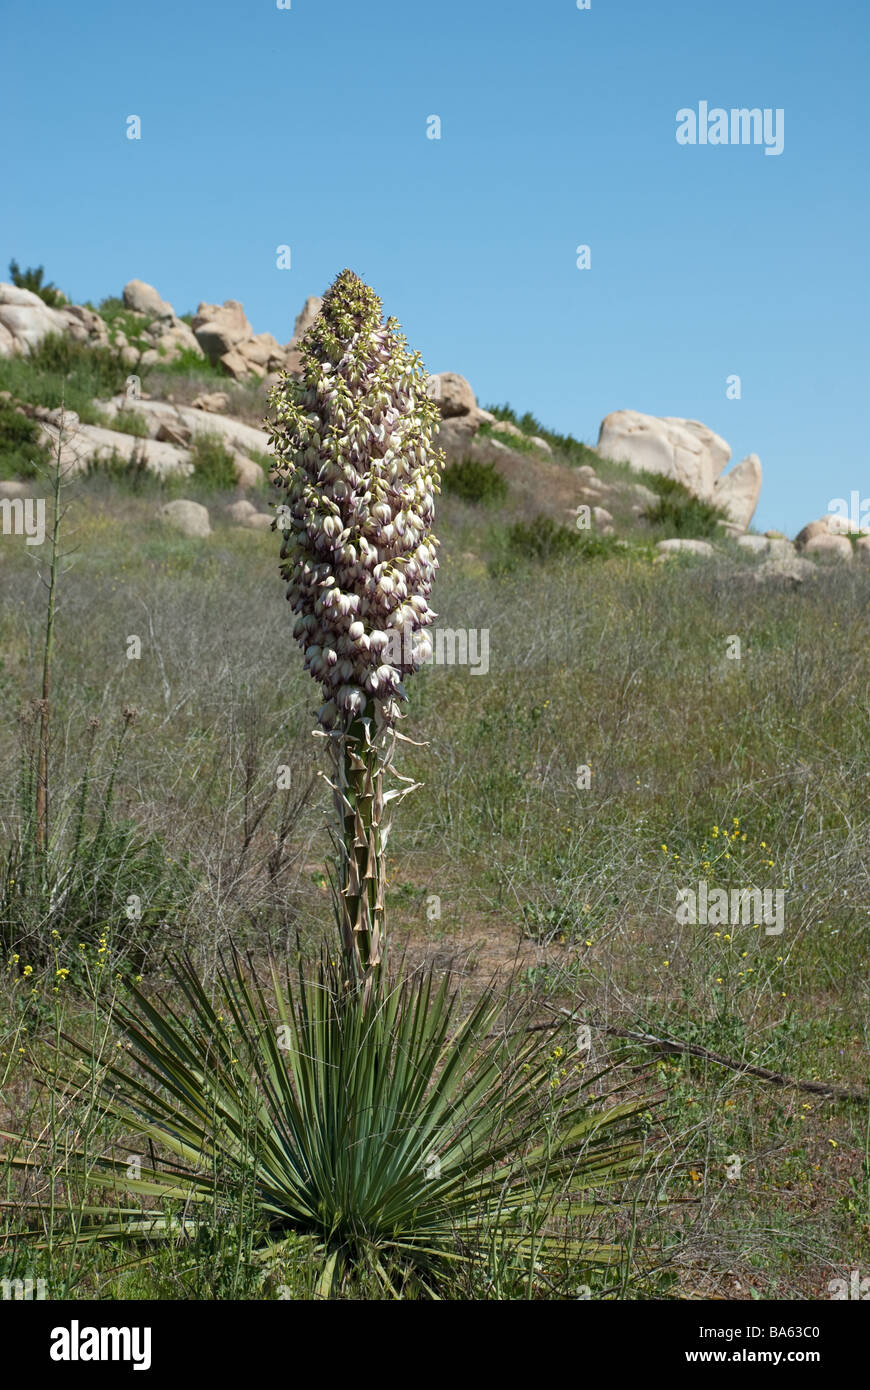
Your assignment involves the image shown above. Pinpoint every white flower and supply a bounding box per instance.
[268,271,441,730]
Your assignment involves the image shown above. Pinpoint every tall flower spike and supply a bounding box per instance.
[267,270,442,984]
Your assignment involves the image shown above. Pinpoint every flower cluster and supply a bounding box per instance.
[267,270,442,729]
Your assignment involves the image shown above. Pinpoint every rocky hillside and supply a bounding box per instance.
[0,274,867,568]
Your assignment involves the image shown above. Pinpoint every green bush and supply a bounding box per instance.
[104,407,150,438]
[9,259,67,309]
[498,514,620,567]
[442,455,508,504]
[190,432,238,489]
[0,399,50,479]
[640,474,727,539]
[1,715,195,969]
[96,297,156,354]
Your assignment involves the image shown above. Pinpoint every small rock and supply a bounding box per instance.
[224,499,258,523]
[156,421,192,447]
[159,500,211,539]
[592,506,613,526]
[220,347,263,381]
[242,512,274,532]
[45,407,80,430]
[630,483,659,506]
[753,556,816,585]
[0,480,31,498]
[794,519,829,549]
[233,452,265,489]
[530,435,552,454]
[803,533,853,561]
[655,538,715,557]
[737,534,769,555]
[191,392,230,414]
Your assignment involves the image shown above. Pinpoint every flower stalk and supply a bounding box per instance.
[268,270,441,986]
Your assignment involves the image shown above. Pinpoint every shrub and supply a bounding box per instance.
[9,259,67,309]
[19,951,654,1297]
[499,514,620,566]
[96,297,156,354]
[1,709,194,969]
[442,455,508,504]
[144,347,225,380]
[0,399,50,479]
[190,432,238,489]
[103,406,149,438]
[640,474,727,539]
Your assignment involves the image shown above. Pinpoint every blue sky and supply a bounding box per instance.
[2,0,867,534]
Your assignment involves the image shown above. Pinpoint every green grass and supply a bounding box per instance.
[0,335,128,423]
[99,405,150,438]
[0,377,867,1301]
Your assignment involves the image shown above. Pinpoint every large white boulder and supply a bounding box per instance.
[0,283,68,353]
[597,409,762,528]
[598,410,729,497]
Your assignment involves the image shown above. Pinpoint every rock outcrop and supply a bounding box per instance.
[0,283,108,356]
[596,409,762,529]
[192,296,299,380]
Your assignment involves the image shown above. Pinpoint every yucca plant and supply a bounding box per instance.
[3,950,654,1297]
[4,272,659,1299]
